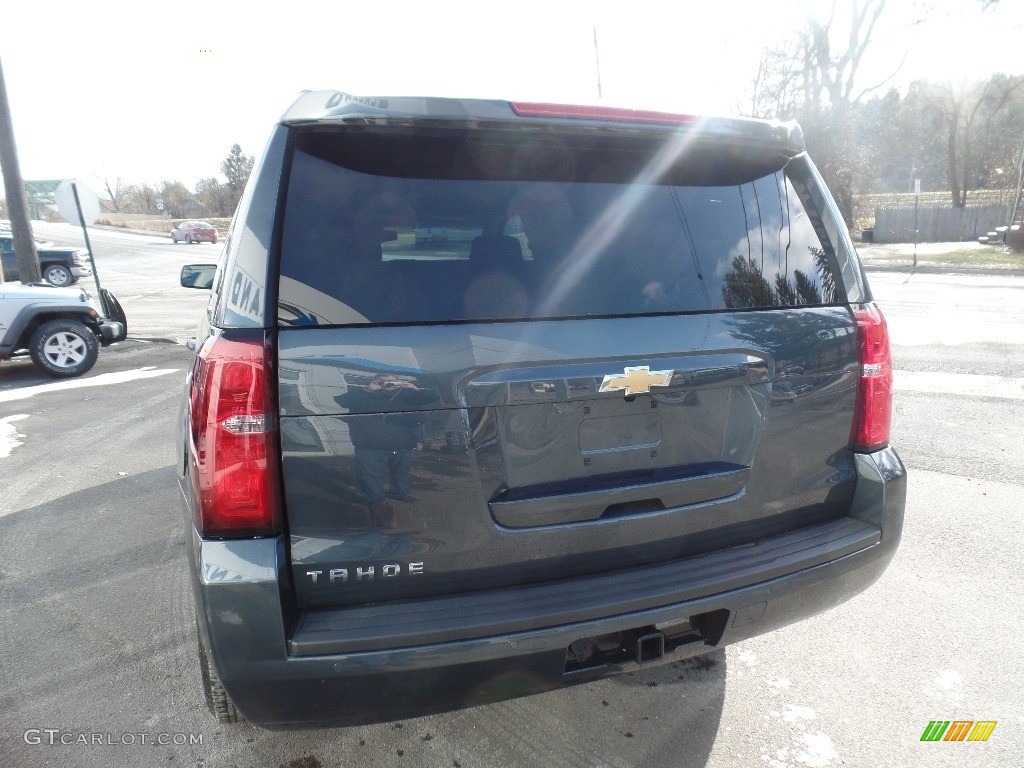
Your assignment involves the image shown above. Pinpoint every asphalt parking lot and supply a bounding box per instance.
[1,225,1022,767]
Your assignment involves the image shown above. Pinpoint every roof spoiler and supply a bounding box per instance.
[281,90,805,154]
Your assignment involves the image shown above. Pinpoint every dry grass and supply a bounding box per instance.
[857,241,1024,270]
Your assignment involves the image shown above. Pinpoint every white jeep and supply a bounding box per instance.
[0,282,126,377]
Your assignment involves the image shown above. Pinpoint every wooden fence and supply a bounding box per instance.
[872,203,1010,243]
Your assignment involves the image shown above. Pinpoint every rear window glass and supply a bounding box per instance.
[277,130,842,326]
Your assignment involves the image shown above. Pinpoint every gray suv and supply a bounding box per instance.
[178,91,905,729]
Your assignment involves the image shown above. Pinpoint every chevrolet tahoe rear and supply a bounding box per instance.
[177,91,906,729]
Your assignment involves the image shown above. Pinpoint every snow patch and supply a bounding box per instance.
[35,222,168,244]
[895,371,1024,401]
[0,367,178,403]
[887,315,1024,347]
[782,704,817,724]
[929,668,964,704]
[0,414,29,458]
[935,669,963,690]
[761,732,838,767]
[793,732,837,767]
[761,748,791,768]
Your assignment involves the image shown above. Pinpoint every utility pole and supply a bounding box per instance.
[0,55,41,284]
[593,25,603,99]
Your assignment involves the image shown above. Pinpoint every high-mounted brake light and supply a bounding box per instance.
[510,101,698,125]
[850,304,893,453]
[189,335,281,537]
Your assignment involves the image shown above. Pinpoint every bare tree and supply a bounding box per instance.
[749,38,811,119]
[121,183,158,215]
[799,0,889,109]
[102,177,131,213]
[195,177,230,217]
[157,180,193,219]
[743,1,898,225]
[931,75,1024,207]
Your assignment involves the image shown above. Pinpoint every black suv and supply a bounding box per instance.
[178,91,905,729]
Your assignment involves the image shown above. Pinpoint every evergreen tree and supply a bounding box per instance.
[220,144,255,213]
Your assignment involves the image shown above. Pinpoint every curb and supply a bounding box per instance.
[862,263,1024,277]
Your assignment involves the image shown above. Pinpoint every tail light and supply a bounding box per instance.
[189,334,281,537]
[850,303,893,453]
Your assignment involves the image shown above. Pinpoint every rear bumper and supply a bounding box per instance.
[189,447,906,729]
[71,265,92,278]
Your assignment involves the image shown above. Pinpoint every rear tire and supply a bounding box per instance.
[198,633,241,724]
[28,319,99,378]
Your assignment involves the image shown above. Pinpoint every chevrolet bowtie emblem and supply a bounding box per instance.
[599,366,674,396]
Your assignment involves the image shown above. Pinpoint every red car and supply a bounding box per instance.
[171,220,218,244]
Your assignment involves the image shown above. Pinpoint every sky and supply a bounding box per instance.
[2,0,1022,193]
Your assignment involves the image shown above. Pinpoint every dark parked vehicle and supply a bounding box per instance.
[178,91,905,730]
[171,220,218,244]
[0,235,93,286]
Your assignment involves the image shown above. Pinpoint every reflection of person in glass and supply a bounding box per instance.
[336,374,434,529]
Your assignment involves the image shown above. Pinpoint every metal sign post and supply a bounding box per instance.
[913,178,920,270]
[70,182,108,316]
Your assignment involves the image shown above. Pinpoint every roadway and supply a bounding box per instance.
[0,226,1020,768]
[26,221,215,343]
